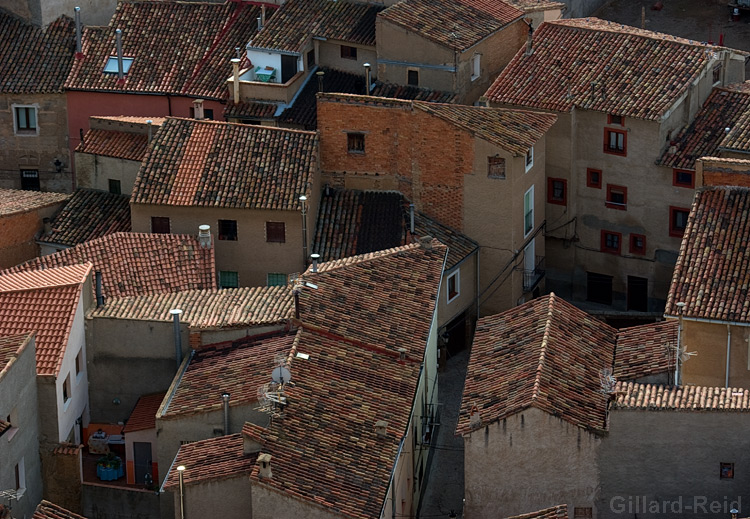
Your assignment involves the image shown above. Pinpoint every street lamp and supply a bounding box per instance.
[177,465,186,519]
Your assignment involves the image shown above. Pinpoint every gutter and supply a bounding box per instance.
[664,314,750,328]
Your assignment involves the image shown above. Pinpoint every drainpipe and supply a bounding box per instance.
[222,392,230,434]
[115,29,124,80]
[170,309,183,370]
[726,324,732,388]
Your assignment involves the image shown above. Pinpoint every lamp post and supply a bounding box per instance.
[300,195,308,267]
[177,465,186,519]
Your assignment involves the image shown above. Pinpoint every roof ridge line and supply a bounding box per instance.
[532,294,555,403]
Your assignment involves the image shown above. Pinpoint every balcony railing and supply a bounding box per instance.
[522,256,545,292]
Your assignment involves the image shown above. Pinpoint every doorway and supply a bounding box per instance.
[133,442,152,484]
[281,54,298,83]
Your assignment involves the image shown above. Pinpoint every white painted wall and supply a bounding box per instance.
[55,292,89,443]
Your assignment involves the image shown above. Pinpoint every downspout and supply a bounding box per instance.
[726,324,732,388]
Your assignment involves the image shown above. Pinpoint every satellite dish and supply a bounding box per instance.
[271,366,292,385]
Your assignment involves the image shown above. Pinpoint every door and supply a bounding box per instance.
[133,442,152,484]
[280,54,298,84]
[20,170,40,191]
[627,276,648,311]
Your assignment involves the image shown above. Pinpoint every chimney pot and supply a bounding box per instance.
[193,99,205,120]
[398,348,407,361]
[375,420,388,438]
[74,7,82,55]
[311,253,320,273]
[418,236,434,249]
[231,58,241,105]
[198,225,212,248]
[258,453,272,479]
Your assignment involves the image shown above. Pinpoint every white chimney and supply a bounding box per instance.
[375,420,388,439]
[193,99,205,120]
[311,253,320,273]
[198,225,212,248]
[231,58,241,105]
[258,453,272,479]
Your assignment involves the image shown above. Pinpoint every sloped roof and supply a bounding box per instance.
[457,294,616,435]
[0,188,69,217]
[250,0,383,53]
[40,189,131,247]
[486,18,722,121]
[132,118,317,210]
[658,85,750,170]
[505,505,569,519]
[299,241,446,357]
[666,187,750,322]
[313,189,477,270]
[0,11,75,94]
[8,232,216,300]
[379,0,523,51]
[123,392,165,433]
[0,263,91,376]
[163,434,257,488]
[0,333,34,382]
[76,129,149,162]
[223,101,278,121]
[503,0,566,13]
[613,382,750,411]
[64,1,263,99]
[32,500,88,519]
[89,285,292,329]
[161,331,297,418]
[614,320,676,381]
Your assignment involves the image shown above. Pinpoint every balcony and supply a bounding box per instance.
[522,256,545,292]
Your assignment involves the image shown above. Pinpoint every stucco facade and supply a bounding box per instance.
[177,477,253,519]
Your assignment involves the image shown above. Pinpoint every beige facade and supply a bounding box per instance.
[74,152,141,195]
[0,93,72,192]
[177,477,253,519]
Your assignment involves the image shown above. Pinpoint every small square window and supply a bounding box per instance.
[218,219,238,241]
[103,56,134,75]
[20,170,40,191]
[347,132,365,154]
[151,216,170,234]
[673,169,695,188]
[266,221,286,243]
[587,168,602,189]
[606,184,627,210]
[340,45,357,60]
[487,156,506,179]
[604,129,627,156]
[607,114,624,126]
[267,273,288,287]
[14,106,37,134]
[630,233,646,255]
[108,179,121,195]
[601,230,622,254]
[219,271,239,289]
[407,69,419,86]
[447,270,460,303]
[547,178,567,205]
[525,147,534,172]
[670,207,690,237]
[720,462,734,479]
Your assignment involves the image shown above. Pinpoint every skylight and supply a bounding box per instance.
[103,56,134,75]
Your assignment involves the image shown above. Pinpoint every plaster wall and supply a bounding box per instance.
[75,152,141,195]
[678,320,750,389]
[173,476,252,519]
[0,202,66,269]
[318,41,377,77]
[251,484,341,519]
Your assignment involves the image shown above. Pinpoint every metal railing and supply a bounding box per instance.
[522,256,545,292]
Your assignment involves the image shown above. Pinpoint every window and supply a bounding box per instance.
[525,146,534,172]
[5,408,18,441]
[547,178,567,205]
[627,276,648,312]
[669,206,690,237]
[266,221,286,243]
[447,270,460,303]
[523,186,534,237]
[75,351,82,376]
[713,64,722,85]
[487,156,506,179]
[630,233,646,255]
[151,216,170,234]
[62,374,71,403]
[673,169,695,188]
[340,45,357,60]
[601,230,622,254]
[604,129,627,156]
[347,132,365,154]
[14,459,25,491]
[20,170,40,191]
[189,107,214,120]
[606,184,627,210]
[574,508,593,519]
[720,462,734,479]
[407,69,419,86]
[607,114,624,126]
[219,271,239,288]
[471,54,481,80]
[587,168,602,189]
[103,56,134,74]
[267,273,288,287]
[14,106,37,134]
[108,179,121,194]
[218,219,238,241]
[587,271,613,305]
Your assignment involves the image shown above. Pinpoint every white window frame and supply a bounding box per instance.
[525,146,534,173]
[524,185,534,238]
[12,104,39,136]
[15,458,26,492]
[471,54,481,81]
[446,270,460,304]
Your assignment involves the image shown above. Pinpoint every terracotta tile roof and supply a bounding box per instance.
[658,85,750,169]
[722,107,750,153]
[666,187,750,322]
[8,232,216,301]
[223,101,278,121]
[163,434,257,489]
[505,505,569,519]
[299,241,446,357]
[503,0,566,13]
[33,500,87,519]
[64,1,263,99]
[76,129,149,162]
[0,12,75,94]
[123,392,165,433]
[132,118,317,209]
[161,332,298,418]
[379,0,523,51]
[0,263,91,376]
[415,102,557,156]
[52,443,82,456]
[40,189,131,248]
[370,81,458,104]
[313,189,477,270]
[244,327,421,519]
[486,18,720,121]
[93,116,167,125]
[0,188,69,217]
[0,333,33,381]
[250,0,383,53]
[613,382,750,411]
[457,293,616,435]
[614,320,676,381]
[89,285,292,329]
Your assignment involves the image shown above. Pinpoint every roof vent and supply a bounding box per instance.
[398,348,407,361]
[310,253,320,273]
[418,236,434,249]
[258,453,272,479]
[198,225,212,248]
[193,99,205,120]
[375,420,388,439]
[469,404,481,429]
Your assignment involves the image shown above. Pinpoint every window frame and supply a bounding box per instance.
[601,230,622,255]
[13,105,39,136]
[587,168,602,189]
[151,216,171,234]
[605,184,627,210]
[720,462,734,479]
[218,219,238,241]
[607,114,625,126]
[218,270,239,289]
[673,169,695,189]
[20,169,40,191]
[267,273,288,287]
[447,270,460,304]
[407,68,419,86]
[108,179,121,195]
[547,178,567,206]
[525,146,534,172]
[62,373,72,404]
[629,233,646,255]
[471,54,481,81]
[75,350,82,377]
[487,156,506,179]
[713,64,722,86]
[604,129,627,156]
[103,56,134,75]
[669,206,690,237]
[266,221,286,243]
[347,132,365,154]
[523,186,534,237]
[340,45,358,60]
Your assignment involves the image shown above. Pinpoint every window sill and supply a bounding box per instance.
[605,202,627,210]
[5,426,19,442]
[447,293,459,304]
[14,131,38,137]
[603,149,626,157]
[601,249,621,255]
[347,150,365,155]
[470,75,480,82]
